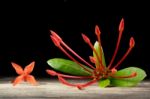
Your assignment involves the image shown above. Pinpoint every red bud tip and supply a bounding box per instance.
[129,37,135,47]
[111,68,117,74]
[50,35,61,47]
[81,33,90,43]
[95,25,101,36]
[131,72,137,77]
[46,69,57,76]
[50,30,62,42]
[77,84,83,90]
[119,18,124,32]
[89,56,96,63]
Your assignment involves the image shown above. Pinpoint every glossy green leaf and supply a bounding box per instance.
[93,41,106,67]
[98,79,110,88]
[47,58,93,76]
[110,67,147,87]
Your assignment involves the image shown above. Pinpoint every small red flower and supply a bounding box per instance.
[11,61,37,86]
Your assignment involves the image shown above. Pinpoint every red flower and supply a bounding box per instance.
[46,18,137,89]
[11,61,37,86]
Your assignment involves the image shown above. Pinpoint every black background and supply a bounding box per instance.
[0,1,149,79]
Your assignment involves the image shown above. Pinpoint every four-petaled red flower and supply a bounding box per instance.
[11,61,37,86]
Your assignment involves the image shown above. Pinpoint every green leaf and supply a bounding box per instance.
[98,79,110,88]
[110,67,147,87]
[47,58,93,76]
[93,41,106,67]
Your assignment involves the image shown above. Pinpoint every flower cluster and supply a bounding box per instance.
[46,18,146,89]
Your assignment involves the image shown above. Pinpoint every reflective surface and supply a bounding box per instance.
[0,78,150,99]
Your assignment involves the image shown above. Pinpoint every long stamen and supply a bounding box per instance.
[50,33,93,73]
[61,42,95,69]
[112,37,135,69]
[58,75,97,90]
[46,69,93,79]
[58,45,93,73]
[108,18,124,69]
[111,72,137,79]
[95,25,103,63]
[82,33,105,70]
[58,76,76,87]
[50,31,95,69]
[77,79,97,89]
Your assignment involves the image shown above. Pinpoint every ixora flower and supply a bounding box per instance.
[46,18,146,89]
[11,61,37,86]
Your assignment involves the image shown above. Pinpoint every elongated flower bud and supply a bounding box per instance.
[111,68,117,74]
[119,18,124,32]
[82,33,90,44]
[89,56,96,64]
[50,30,62,42]
[50,35,61,47]
[95,25,101,36]
[46,70,57,76]
[129,37,135,47]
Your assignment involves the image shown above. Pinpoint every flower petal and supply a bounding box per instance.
[12,75,24,86]
[11,62,24,75]
[26,75,37,85]
[24,61,35,74]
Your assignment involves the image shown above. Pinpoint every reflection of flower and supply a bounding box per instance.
[46,18,145,89]
[11,61,37,86]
